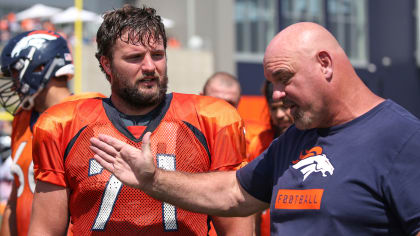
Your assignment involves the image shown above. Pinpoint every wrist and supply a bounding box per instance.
[139,166,159,192]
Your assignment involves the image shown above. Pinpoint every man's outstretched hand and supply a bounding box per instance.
[89,132,156,189]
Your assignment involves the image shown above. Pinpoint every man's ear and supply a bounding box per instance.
[100,56,112,80]
[317,51,333,81]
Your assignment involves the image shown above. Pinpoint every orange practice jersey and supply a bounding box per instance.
[243,120,268,161]
[247,129,275,236]
[247,129,275,162]
[33,93,246,235]
[9,92,104,236]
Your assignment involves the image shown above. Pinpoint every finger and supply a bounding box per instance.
[90,137,119,156]
[89,145,116,164]
[142,132,152,154]
[97,134,127,152]
[92,153,115,173]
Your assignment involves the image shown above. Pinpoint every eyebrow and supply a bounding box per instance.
[151,49,165,53]
[272,69,294,82]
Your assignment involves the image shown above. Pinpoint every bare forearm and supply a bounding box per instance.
[90,133,269,216]
[212,215,255,236]
[143,170,253,217]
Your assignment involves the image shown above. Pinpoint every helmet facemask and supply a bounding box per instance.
[0,72,21,115]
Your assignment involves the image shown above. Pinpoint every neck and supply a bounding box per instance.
[34,85,72,113]
[110,95,160,116]
[327,76,384,127]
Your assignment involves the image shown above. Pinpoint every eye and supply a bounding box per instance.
[151,52,165,60]
[273,70,293,85]
[125,54,144,62]
[281,76,292,85]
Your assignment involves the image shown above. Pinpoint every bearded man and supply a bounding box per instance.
[28,5,252,236]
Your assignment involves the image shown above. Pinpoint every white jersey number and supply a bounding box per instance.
[89,154,178,231]
[10,141,36,196]
[157,154,178,231]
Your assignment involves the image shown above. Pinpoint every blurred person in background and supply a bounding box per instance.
[0,135,12,222]
[0,121,12,136]
[202,72,241,108]
[201,71,256,235]
[202,72,267,162]
[248,80,293,236]
[248,80,293,162]
[29,5,252,235]
[0,30,104,236]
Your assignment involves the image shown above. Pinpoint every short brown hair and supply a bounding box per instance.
[95,5,167,77]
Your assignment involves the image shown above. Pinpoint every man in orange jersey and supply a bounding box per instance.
[0,30,104,236]
[29,5,252,235]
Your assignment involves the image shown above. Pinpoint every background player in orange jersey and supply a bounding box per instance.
[201,72,242,108]
[29,5,252,235]
[201,72,256,235]
[248,80,293,236]
[0,30,104,236]
[201,72,267,163]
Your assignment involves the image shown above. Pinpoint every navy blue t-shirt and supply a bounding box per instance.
[237,100,420,235]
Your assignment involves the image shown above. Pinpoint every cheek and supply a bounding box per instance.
[270,112,278,123]
[156,61,167,73]
[116,62,140,77]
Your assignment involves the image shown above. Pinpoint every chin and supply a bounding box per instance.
[139,87,159,95]
[294,119,313,130]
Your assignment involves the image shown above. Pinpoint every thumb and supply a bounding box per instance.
[142,132,152,154]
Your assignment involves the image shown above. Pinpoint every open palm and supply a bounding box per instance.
[89,132,155,189]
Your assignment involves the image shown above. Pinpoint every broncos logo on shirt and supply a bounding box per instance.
[292,146,334,181]
[292,154,334,181]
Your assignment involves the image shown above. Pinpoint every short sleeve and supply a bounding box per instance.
[196,96,247,171]
[210,120,247,171]
[32,115,67,187]
[236,142,276,203]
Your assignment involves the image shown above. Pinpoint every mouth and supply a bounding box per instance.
[138,77,158,87]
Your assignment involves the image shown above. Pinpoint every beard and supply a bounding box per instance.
[292,108,310,129]
[111,69,168,109]
[284,98,315,130]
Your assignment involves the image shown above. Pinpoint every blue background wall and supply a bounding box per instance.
[237,0,420,118]
[360,0,420,118]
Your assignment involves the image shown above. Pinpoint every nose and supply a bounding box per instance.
[141,54,156,73]
[272,83,286,102]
